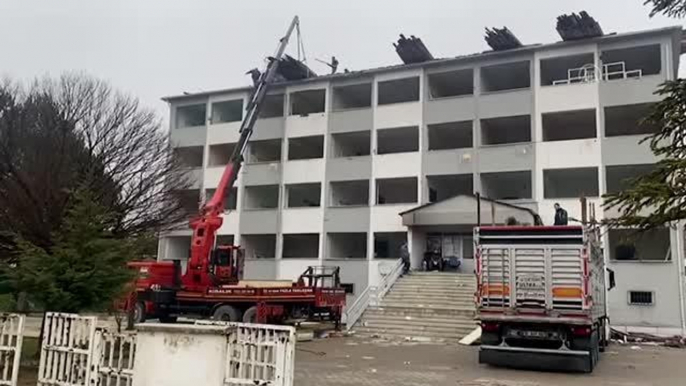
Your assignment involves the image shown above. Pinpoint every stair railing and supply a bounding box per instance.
[344,258,404,331]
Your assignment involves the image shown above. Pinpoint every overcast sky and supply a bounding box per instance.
[1,0,682,120]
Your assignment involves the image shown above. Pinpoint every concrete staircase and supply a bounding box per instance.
[354,271,477,343]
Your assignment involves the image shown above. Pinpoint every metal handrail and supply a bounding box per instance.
[344,258,403,331]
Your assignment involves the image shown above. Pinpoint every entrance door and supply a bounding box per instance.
[426,233,474,273]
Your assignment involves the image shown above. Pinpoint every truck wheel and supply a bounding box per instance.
[133,302,146,324]
[212,305,242,322]
[242,306,258,323]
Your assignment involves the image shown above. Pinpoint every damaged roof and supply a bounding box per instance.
[162,25,683,102]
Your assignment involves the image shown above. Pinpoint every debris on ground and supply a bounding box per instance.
[459,327,482,346]
[611,328,686,349]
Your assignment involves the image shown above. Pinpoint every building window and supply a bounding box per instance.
[329,180,369,207]
[327,233,367,259]
[628,291,654,306]
[604,103,659,137]
[376,177,418,204]
[480,61,530,92]
[242,234,276,259]
[330,131,371,158]
[259,94,285,118]
[543,167,599,199]
[542,109,597,141]
[377,77,420,105]
[608,228,671,262]
[601,44,661,80]
[175,103,206,128]
[288,135,324,160]
[428,121,473,150]
[374,232,407,258]
[282,234,320,258]
[377,126,419,154]
[332,83,372,111]
[285,183,321,208]
[290,89,326,116]
[427,69,473,99]
[341,283,355,295]
[211,99,243,124]
[480,171,532,200]
[480,115,531,146]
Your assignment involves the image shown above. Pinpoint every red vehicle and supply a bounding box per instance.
[124,16,345,326]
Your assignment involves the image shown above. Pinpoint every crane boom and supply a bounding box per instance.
[184,16,300,290]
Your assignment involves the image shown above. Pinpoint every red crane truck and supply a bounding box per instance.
[125,16,346,326]
[475,224,615,373]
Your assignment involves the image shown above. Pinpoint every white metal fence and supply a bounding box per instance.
[0,314,24,386]
[92,330,136,386]
[35,313,296,386]
[38,313,98,386]
[195,320,296,386]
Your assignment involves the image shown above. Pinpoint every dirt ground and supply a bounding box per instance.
[294,337,686,386]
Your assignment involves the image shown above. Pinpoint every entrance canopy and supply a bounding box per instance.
[400,194,540,228]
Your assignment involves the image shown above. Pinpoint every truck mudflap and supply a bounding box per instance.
[479,345,592,373]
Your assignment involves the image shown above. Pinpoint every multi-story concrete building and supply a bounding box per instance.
[160,26,686,335]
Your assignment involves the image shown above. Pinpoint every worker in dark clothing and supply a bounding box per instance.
[554,203,568,226]
[400,242,411,275]
[246,68,261,87]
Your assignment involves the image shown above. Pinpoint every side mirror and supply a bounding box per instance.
[607,268,616,291]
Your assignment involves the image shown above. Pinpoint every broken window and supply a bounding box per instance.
[480,115,531,145]
[605,164,654,195]
[428,121,473,150]
[176,103,206,128]
[427,69,474,99]
[427,174,473,203]
[243,185,279,210]
[374,232,407,258]
[174,189,201,215]
[211,99,243,124]
[377,77,420,105]
[327,233,368,259]
[216,234,234,246]
[332,83,372,110]
[166,236,191,260]
[543,167,599,198]
[288,135,324,160]
[247,139,282,163]
[376,177,418,204]
[605,103,659,137]
[290,89,326,116]
[330,131,371,157]
[480,61,530,92]
[242,234,276,259]
[541,53,596,86]
[174,146,204,168]
[286,183,321,208]
[208,143,236,167]
[377,126,419,154]
[480,171,532,200]
[601,44,661,80]
[329,180,369,207]
[282,234,320,258]
[542,109,597,141]
[205,188,238,211]
[608,228,670,261]
[259,94,285,118]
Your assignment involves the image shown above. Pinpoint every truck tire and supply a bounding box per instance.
[133,302,146,324]
[242,306,258,323]
[212,305,242,322]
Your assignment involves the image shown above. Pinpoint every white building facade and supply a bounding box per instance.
[160,26,686,335]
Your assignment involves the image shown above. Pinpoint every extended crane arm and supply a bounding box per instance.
[184,16,300,289]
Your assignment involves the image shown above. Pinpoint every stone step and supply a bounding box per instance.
[409,272,474,277]
[386,288,474,299]
[390,286,476,294]
[379,301,476,310]
[360,319,476,333]
[381,299,474,308]
[365,307,475,319]
[361,314,475,327]
[367,305,475,317]
[354,327,474,341]
[399,278,476,284]
[393,281,476,288]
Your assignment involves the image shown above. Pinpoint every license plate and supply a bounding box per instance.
[509,329,557,339]
[516,275,545,300]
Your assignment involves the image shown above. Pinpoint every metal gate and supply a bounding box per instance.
[37,313,97,386]
[195,321,296,386]
[0,314,25,386]
[92,330,136,386]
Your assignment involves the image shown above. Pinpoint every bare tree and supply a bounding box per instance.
[0,73,191,261]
